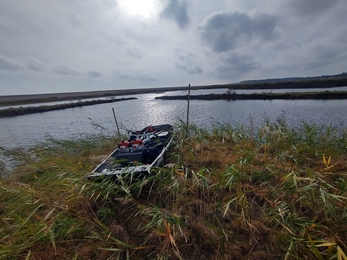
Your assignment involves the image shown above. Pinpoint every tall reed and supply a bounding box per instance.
[1,120,346,259]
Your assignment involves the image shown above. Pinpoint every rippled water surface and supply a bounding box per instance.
[1,89,347,150]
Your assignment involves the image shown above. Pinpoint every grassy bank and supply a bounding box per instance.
[0,97,136,118]
[2,74,347,107]
[1,120,347,259]
[156,90,347,101]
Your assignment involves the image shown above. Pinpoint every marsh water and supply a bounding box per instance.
[1,87,347,150]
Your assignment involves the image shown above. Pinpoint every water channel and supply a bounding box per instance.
[1,87,347,151]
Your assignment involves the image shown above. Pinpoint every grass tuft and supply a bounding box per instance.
[1,120,347,259]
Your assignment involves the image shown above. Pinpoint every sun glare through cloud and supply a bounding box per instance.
[0,1,347,95]
[118,0,162,19]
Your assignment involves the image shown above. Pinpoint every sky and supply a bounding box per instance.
[0,0,346,95]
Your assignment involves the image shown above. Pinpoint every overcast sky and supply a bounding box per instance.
[0,0,346,95]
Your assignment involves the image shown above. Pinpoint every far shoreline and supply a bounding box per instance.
[155,90,347,101]
[0,97,136,118]
[1,76,347,106]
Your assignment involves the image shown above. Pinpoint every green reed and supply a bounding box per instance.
[1,119,347,259]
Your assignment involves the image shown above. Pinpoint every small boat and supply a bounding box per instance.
[87,124,173,181]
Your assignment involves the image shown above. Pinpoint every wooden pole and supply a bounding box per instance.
[186,84,191,135]
[112,108,121,138]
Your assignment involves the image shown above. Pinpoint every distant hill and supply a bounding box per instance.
[239,72,347,84]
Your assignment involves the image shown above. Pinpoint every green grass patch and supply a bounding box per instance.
[1,120,347,259]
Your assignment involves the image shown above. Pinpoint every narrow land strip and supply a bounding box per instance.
[0,97,136,118]
[155,90,347,100]
[1,76,347,106]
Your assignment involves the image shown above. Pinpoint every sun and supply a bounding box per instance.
[118,0,161,19]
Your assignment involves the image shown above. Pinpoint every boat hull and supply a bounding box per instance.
[87,124,173,181]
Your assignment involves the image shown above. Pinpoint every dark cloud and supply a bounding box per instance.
[304,44,345,70]
[116,73,158,81]
[175,63,202,74]
[53,65,79,75]
[0,1,346,95]
[126,48,142,59]
[160,0,189,29]
[253,14,278,41]
[0,54,22,71]
[0,54,103,78]
[173,48,202,74]
[25,58,46,72]
[87,71,102,78]
[173,48,195,62]
[199,11,277,53]
[289,0,338,16]
[315,45,340,61]
[215,53,259,79]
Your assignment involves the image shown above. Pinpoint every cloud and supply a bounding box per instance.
[115,72,159,81]
[25,57,47,72]
[214,53,259,79]
[289,0,338,16]
[53,65,79,75]
[0,0,346,95]
[302,43,347,71]
[175,63,202,74]
[0,54,101,79]
[199,11,277,53]
[160,0,190,29]
[0,54,22,71]
[173,48,202,74]
[126,47,142,59]
[87,71,102,78]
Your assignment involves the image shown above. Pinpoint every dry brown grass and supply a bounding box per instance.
[1,122,347,259]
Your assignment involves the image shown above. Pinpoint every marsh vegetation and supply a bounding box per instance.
[1,120,347,259]
[155,90,347,101]
[0,97,136,118]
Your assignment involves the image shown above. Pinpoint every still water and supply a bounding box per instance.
[1,89,347,150]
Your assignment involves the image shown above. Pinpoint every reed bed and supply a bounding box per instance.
[0,120,347,259]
